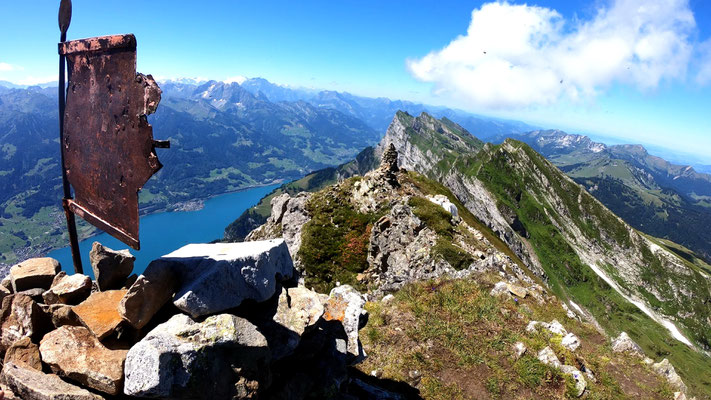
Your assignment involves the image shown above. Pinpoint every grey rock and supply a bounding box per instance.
[246,193,312,263]
[323,285,366,363]
[537,346,561,369]
[89,242,135,291]
[0,362,103,400]
[427,194,458,217]
[652,358,687,393]
[42,272,91,305]
[0,294,47,353]
[168,239,294,318]
[560,365,587,397]
[611,332,644,356]
[561,332,581,352]
[119,260,177,329]
[513,342,527,359]
[10,258,60,292]
[490,281,509,297]
[270,286,325,360]
[123,313,270,398]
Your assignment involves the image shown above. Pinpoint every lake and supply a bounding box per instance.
[47,184,279,277]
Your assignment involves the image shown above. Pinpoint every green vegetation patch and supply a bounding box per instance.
[298,179,383,292]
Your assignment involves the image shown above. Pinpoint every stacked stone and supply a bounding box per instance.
[0,239,367,399]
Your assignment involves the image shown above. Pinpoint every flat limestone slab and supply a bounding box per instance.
[166,239,294,318]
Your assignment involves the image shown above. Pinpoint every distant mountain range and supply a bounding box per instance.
[0,77,539,267]
[488,130,711,261]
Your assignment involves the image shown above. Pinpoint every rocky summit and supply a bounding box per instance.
[0,238,368,399]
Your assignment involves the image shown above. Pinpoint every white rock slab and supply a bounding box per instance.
[166,239,294,318]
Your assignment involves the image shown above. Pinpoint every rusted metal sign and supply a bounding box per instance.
[59,34,168,251]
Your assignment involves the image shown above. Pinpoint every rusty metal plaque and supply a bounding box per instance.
[59,34,165,250]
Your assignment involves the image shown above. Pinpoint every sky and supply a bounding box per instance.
[1,0,710,163]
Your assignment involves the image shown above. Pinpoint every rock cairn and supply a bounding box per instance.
[0,239,367,399]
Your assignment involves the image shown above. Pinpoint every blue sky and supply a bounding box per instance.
[1,0,710,163]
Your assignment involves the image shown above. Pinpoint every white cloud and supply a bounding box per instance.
[0,62,22,72]
[407,0,696,109]
[697,39,711,85]
[13,75,57,86]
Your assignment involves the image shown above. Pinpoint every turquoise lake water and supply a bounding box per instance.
[47,184,279,278]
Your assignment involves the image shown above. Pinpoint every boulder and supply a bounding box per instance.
[119,260,177,329]
[40,326,127,395]
[323,285,366,363]
[17,288,44,303]
[611,332,644,356]
[0,362,103,400]
[561,332,581,352]
[9,258,60,292]
[560,365,587,397]
[547,320,567,336]
[167,239,294,318]
[269,286,326,360]
[0,276,13,294]
[73,290,127,340]
[537,346,561,368]
[0,294,47,353]
[3,337,41,371]
[42,272,91,305]
[89,242,135,291]
[652,358,687,393]
[123,313,270,399]
[507,283,527,298]
[490,281,509,297]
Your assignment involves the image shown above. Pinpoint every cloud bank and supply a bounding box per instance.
[407,0,699,109]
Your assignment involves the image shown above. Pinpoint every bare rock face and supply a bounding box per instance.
[123,313,270,399]
[652,358,687,393]
[40,326,127,396]
[89,242,135,291]
[0,362,103,400]
[9,258,60,292]
[0,294,47,353]
[42,272,92,305]
[323,285,366,363]
[73,290,127,340]
[3,337,41,371]
[119,260,177,329]
[167,240,294,318]
[246,193,312,263]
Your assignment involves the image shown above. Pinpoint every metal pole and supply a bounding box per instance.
[58,0,83,274]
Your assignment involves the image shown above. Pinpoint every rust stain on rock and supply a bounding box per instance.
[73,290,127,340]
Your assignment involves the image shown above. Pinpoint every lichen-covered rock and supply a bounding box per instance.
[89,242,135,291]
[73,290,127,340]
[0,294,47,353]
[560,365,587,397]
[611,332,644,356]
[40,326,127,395]
[168,240,294,318]
[507,283,528,298]
[123,313,270,399]
[323,285,366,363]
[3,337,41,371]
[9,258,60,292]
[1,362,103,400]
[119,260,177,329]
[42,272,91,305]
[652,358,687,393]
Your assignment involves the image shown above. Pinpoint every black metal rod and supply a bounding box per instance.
[58,1,83,274]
